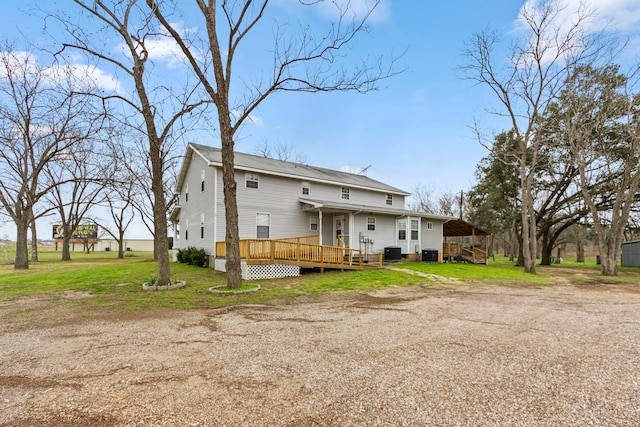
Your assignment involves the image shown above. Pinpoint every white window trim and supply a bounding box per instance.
[256,212,270,238]
[367,216,376,231]
[411,219,419,240]
[398,220,406,241]
[302,181,310,195]
[386,194,393,205]
[246,173,259,189]
[310,215,318,231]
[341,187,350,200]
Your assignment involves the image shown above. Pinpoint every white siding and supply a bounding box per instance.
[176,155,216,254]
[303,180,406,208]
[215,169,319,241]
[421,219,443,254]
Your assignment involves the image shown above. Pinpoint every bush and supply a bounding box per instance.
[176,246,208,267]
[189,247,208,267]
[176,248,186,263]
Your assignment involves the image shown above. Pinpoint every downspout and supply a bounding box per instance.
[213,165,218,257]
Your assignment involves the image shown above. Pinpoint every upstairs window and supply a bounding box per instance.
[386,194,393,205]
[185,183,189,202]
[201,169,205,191]
[246,173,259,189]
[367,217,376,231]
[341,187,350,200]
[302,181,310,195]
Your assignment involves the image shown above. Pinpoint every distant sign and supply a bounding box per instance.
[52,224,98,240]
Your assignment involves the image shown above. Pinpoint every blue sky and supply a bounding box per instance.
[0,0,639,239]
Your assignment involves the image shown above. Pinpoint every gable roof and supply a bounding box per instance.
[175,143,410,196]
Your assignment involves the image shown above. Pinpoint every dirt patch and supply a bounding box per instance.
[1,279,640,426]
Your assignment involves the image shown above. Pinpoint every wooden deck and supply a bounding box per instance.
[442,242,487,264]
[215,237,383,271]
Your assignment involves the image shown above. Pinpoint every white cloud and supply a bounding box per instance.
[119,21,203,69]
[45,64,122,93]
[0,50,121,94]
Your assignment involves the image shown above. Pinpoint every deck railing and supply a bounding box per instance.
[215,238,382,267]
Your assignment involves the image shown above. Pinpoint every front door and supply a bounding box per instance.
[334,215,344,247]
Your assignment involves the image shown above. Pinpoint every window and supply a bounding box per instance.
[246,173,259,189]
[201,169,205,191]
[185,184,189,202]
[411,219,419,240]
[200,226,204,239]
[185,219,189,240]
[426,221,433,230]
[386,194,393,206]
[341,187,350,200]
[310,215,318,231]
[302,181,310,195]
[367,217,376,231]
[256,213,270,238]
[398,220,406,240]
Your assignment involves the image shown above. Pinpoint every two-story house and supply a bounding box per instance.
[170,143,456,279]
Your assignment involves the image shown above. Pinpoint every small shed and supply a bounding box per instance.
[621,240,640,267]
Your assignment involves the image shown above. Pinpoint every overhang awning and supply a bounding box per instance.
[169,205,181,222]
[299,198,452,220]
[443,219,489,237]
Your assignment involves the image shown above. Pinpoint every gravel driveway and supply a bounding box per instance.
[1,281,640,426]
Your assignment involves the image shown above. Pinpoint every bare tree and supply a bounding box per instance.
[150,0,400,288]
[463,0,607,273]
[98,137,138,259]
[61,1,211,286]
[0,44,104,269]
[43,139,108,261]
[254,140,307,163]
[408,183,437,214]
[560,64,640,275]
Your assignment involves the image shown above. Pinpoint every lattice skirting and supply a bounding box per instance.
[246,264,300,280]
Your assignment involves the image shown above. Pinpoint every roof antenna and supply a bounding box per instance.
[359,165,372,175]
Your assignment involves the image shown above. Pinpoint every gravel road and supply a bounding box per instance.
[1,280,640,426]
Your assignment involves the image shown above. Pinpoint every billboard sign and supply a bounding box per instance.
[52,224,98,240]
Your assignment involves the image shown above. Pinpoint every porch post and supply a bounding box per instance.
[318,210,323,246]
[349,211,355,249]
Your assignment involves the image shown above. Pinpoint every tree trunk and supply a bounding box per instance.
[118,233,125,259]
[540,226,552,266]
[62,233,72,261]
[599,238,619,276]
[14,219,29,269]
[520,164,537,274]
[220,125,242,289]
[576,225,585,262]
[30,218,38,262]
[150,135,171,287]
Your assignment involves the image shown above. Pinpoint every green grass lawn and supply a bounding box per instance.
[0,248,638,315]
